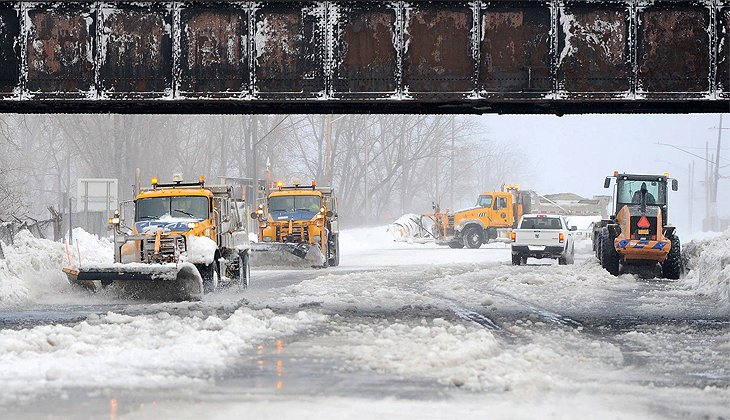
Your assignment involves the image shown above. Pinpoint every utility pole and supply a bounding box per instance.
[705,140,709,229]
[706,115,727,231]
[365,133,369,225]
[326,114,333,186]
[688,161,694,232]
[450,115,454,209]
[712,115,722,231]
[251,115,258,206]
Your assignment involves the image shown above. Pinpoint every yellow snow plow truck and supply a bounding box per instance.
[63,174,251,299]
[592,172,681,279]
[251,179,339,268]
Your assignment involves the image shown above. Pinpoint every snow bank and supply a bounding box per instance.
[0,306,326,404]
[681,230,730,306]
[0,228,112,307]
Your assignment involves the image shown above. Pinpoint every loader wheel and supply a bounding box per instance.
[463,226,483,249]
[600,233,620,276]
[448,241,464,249]
[595,232,604,262]
[328,235,340,267]
[661,234,682,280]
[199,259,220,294]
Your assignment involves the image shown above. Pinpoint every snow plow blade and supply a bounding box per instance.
[250,242,326,268]
[62,263,203,300]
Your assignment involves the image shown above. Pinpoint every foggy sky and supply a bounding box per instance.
[479,113,730,234]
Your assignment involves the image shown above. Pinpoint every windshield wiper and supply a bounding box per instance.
[138,215,158,220]
[173,209,194,217]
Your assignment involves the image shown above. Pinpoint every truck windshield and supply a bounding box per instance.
[616,179,666,207]
[269,195,321,212]
[520,217,562,229]
[136,196,209,221]
[476,195,493,208]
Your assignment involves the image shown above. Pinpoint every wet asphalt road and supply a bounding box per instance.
[1,261,728,419]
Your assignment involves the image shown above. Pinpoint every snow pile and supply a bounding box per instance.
[0,228,112,306]
[185,235,217,264]
[681,230,730,306]
[0,306,327,403]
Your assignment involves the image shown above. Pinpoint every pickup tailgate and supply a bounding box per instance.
[514,229,562,248]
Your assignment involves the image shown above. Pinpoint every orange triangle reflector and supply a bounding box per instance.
[637,216,651,228]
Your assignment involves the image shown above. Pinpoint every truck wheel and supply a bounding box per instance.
[511,253,522,266]
[486,227,498,242]
[661,234,682,280]
[234,253,250,289]
[560,244,575,265]
[463,226,483,249]
[199,260,220,294]
[328,235,340,267]
[448,241,464,249]
[600,233,620,276]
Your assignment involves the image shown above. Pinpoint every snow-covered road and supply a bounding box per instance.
[0,227,728,419]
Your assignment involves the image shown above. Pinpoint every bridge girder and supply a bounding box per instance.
[0,1,728,114]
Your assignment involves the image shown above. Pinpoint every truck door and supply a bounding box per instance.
[493,195,511,227]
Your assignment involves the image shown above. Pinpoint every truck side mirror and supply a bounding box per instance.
[672,179,678,191]
[604,177,611,188]
[250,212,259,219]
[326,210,333,218]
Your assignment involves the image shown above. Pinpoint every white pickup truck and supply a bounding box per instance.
[510,214,576,265]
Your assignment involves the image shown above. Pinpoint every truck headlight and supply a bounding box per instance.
[187,222,199,229]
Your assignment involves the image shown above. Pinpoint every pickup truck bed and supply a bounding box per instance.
[511,214,575,265]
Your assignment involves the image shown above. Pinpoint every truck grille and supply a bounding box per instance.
[142,235,185,263]
[447,215,455,226]
[277,225,310,242]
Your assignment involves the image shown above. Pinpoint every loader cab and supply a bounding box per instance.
[605,173,677,225]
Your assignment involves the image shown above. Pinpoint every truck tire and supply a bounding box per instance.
[198,259,220,294]
[661,234,682,280]
[233,253,250,289]
[448,241,464,249]
[463,226,483,249]
[600,233,620,276]
[486,227,498,242]
[511,253,522,266]
[328,234,340,267]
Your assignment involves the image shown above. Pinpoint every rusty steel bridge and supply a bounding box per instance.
[0,1,729,114]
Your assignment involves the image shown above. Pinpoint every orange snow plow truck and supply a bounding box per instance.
[390,186,532,249]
